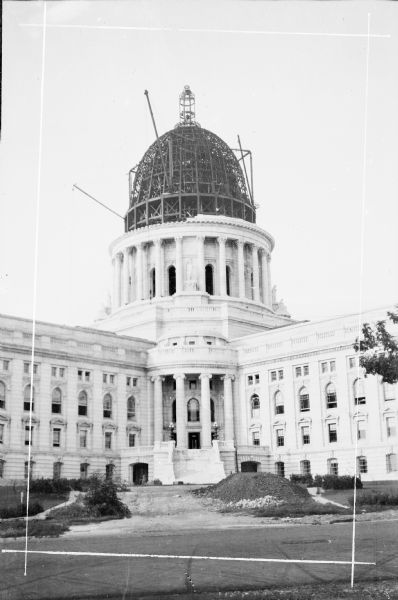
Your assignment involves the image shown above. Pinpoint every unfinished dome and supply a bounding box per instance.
[125,86,255,231]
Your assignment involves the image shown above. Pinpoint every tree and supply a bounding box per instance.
[353,306,398,384]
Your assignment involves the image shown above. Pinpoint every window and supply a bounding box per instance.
[52,428,61,448]
[0,381,5,409]
[24,426,33,446]
[270,371,277,382]
[104,431,112,450]
[78,369,90,382]
[353,378,366,405]
[275,461,285,477]
[330,361,336,372]
[295,366,302,378]
[33,364,38,375]
[349,357,358,369]
[278,370,284,380]
[205,264,214,295]
[357,420,366,440]
[299,387,310,412]
[274,391,284,415]
[252,431,260,446]
[386,453,397,472]
[53,462,62,480]
[105,464,114,479]
[103,393,112,418]
[2,360,9,371]
[303,365,309,376]
[328,458,338,476]
[78,390,88,416]
[210,398,215,423]
[251,394,260,418]
[24,460,34,480]
[357,456,368,474]
[0,423,4,444]
[103,374,107,384]
[189,380,197,390]
[296,365,309,377]
[255,374,260,384]
[188,341,195,346]
[133,378,137,387]
[187,398,200,422]
[127,396,136,420]
[52,366,57,377]
[103,373,115,385]
[0,459,4,478]
[168,265,176,296]
[59,368,65,378]
[326,382,337,409]
[110,374,115,384]
[276,429,284,447]
[248,375,254,385]
[126,376,131,387]
[51,387,62,414]
[80,463,89,479]
[149,267,156,298]
[24,384,34,412]
[79,429,87,448]
[300,460,311,475]
[384,382,396,402]
[24,362,29,374]
[386,416,396,438]
[328,423,337,443]
[226,265,231,296]
[128,433,136,447]
[321,362,328,374]
[301,426,310,445]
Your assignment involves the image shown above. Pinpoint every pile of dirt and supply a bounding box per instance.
[203,473,310,504]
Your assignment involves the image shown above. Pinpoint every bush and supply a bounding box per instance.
[312,475,363,490]
[29,478,86,494]
[0,501,43,519]
[290,474,314,487]
[153,479,162,486]
[83,475,131,518]
[0,519,69,538]
[348,490,398,507]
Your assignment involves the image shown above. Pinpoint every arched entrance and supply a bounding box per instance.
[131,462,148,485]
[241,461,259,473]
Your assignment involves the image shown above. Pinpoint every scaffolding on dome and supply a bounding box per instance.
[125,87,256,232]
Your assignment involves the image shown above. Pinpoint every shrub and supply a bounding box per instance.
[153,479,162,486]
[0,501,43,519]
[83,474,131,518]
[29,478,86,494]
[348,490,398,507]
[311,475,363,490]
[290,474,314,487]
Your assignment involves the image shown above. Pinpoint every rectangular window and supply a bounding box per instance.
[84,371,90,382]
[128,433,136,448]
[386,453,397,472]
[80,463,88,479]
[330,360,336,372]
[3,360,9,371]
[252,431,260,446]
[24,426,33,446]
[0,460,4,478]
[105,431,112,450]
[321,362,328,374]
[78,369,83,381]
[302,426,310,445]
[278,370,284,380]
[33,364,38,375]
[0,423,4,444]
[53,462,62,480]
[300,394,310,412]
[133,378,137,387]
[357,456,368,474]
[357,421,366,440]
[51,367,57,377]
[354,396,366,406]
[276,429,284,447]
[328,459,338,476]
[326,391,337,409]
[24,362,29,374]
[189,380,197,390]
[295,366,302,378]
[270,371,277,382]
[126,376,131,387]
[384,382,396,402]
[349,357,357,369]
[248,375,253,385]
[110,374,115,384]
[303,365,309,376]
[328,423,337,443]
[52,428,61,448]
[301,460,311,475]
[59,367,65,378]
[79,430,88,448]
[255,374,260,384]
[103,374,107,384]
[386,416,396,438]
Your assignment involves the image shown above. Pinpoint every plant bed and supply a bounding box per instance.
[0,518,69,538]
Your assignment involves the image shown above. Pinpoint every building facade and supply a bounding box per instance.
[0,87,396,484]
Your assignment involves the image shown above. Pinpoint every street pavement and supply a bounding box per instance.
[1,518,398,599]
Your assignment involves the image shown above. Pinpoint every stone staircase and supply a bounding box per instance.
[172,442,226,484]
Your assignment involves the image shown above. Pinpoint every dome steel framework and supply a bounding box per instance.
[125,90,255,231]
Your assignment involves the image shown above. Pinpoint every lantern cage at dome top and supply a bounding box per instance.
[125,87,256,231]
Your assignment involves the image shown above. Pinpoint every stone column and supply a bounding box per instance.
[141,244,148,300]
[266,253,272,307]
[200,374,212,448]
[154,240,162,298]
[174,374,186,448]
[252,245,260,302]
[113,254,122,309]
[197,235,205,292]
[218,236,227,296]
[136,243,143,301]
[153,376,164,444]
[260,250,268,305]
[123,248,130,305]
[160,241,165,296]
[175,237,183,293]
[237,241,245,298]
[129,249,134,301]
[223,374,235,444]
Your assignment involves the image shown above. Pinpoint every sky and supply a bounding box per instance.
[1,0,397,329]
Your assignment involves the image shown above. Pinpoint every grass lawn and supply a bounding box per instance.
[322,481,398,509]
[0,486,69,512]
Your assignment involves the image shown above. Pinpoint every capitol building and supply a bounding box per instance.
[0,86,396,484]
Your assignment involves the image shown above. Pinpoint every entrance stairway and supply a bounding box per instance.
[153,441,226,484]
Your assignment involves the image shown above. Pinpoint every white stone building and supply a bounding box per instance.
[0,87,396,484]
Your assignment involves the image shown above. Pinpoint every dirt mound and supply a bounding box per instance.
[204,473,310,504]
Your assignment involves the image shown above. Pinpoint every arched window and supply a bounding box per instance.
[326,382,337,409]
[0,381,5,410]
[275,461,285,477]
[105,463,115,480]
[205,264,214,295]
[168,265,176,296]
[53,462,63,480]
[78,390,88,416]
[353,378,366,405]
[226,266,231,296]
[210,398,215,423]
[299,387,310,412]
[251,393,260,418]
[274,391,284,415]
[300,459,311,476]
[24,384,34,412]
[327,458,338,476]
[172,399,176,422]
[187,398,200,422]
[103,393,112,419]
[127,396,136,420]
[0,459,5,479]
[149,267,156,298]
[357,456,368,474]
[51,387,62,414]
